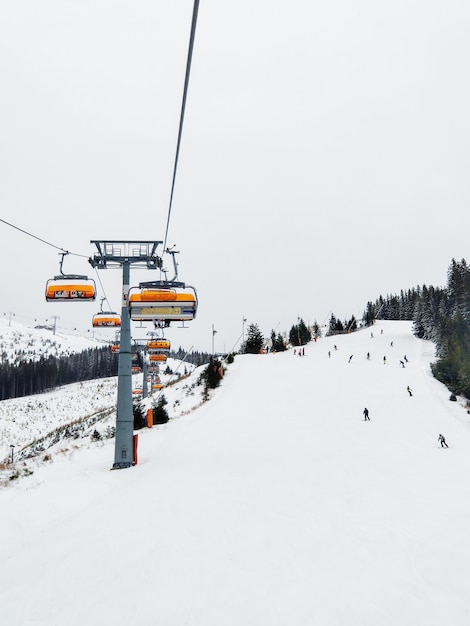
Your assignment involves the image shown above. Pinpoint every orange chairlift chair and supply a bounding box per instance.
[45,253,96,302]
[128,280,198,324]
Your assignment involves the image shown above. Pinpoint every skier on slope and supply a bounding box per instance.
[363,407,370,421]
[438,434,449,448]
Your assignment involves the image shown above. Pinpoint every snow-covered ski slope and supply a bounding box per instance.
[1,320,470,626]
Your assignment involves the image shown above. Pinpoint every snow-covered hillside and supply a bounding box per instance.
[0,358,201,470]
[1,321,470,625]
[0,317,102,364]
[0,318,199,465]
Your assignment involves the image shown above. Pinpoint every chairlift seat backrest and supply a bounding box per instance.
[46,277,96,302]
[92,312,121,328]
[128,288,197,321]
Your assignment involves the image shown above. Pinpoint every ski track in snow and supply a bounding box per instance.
[1,321,470,625]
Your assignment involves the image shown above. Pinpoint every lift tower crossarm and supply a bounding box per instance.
[89,240,163,270]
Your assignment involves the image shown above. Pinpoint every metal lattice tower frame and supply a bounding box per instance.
[89,241,162,469]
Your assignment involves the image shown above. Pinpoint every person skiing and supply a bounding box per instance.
[348,354,353,363]
[363,407,370,421]
[407,386,413,396]
[438,434,449,448]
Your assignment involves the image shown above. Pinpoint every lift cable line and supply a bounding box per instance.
[0,217,89,258]
[154,345,194,402]
[18,2,200,470]
[91,267,115,313]
[162,0,200,254]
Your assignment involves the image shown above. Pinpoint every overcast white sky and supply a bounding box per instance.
[1,1,469,352]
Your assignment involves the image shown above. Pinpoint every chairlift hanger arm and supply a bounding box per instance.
[46,252,97,301]
[58,251,70,276]
[55,251,88,280]
[165,247,180,283]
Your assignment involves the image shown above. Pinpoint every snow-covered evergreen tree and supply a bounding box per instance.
[242,323,264,354]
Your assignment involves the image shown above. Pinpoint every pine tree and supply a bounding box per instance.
[298,318,311,344]
[327,314,344,335]
[242,323,264,354]
[202,356,224,389]
[271,330,286,352]
[312,321,321,338]
[345,315,357,332]
[289,318,311,345]
[152,395,169,424]
[133,401,146,430]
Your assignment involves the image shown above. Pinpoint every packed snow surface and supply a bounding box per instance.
[1,321,470,625]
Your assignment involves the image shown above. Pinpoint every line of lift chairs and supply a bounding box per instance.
[45,256,197,397]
